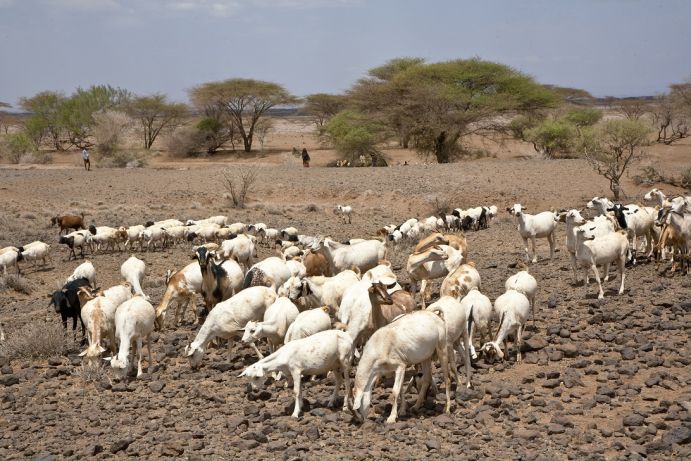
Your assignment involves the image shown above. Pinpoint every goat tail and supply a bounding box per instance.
[467,304,475,339]
[493,311,506,340]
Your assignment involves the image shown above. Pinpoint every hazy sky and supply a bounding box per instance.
[1,0,690,105]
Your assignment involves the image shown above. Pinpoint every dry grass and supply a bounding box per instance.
[0,321,71,360]
[0,274,32,295]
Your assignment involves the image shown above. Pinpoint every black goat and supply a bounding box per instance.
[47,277,91,339]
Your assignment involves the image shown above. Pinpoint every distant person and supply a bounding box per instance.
[302,148,310,168]
[82,148,91,171]
[403,161,408,166]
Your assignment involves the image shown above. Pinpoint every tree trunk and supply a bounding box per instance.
[434,131,449,163]
[243,135,252,152]
[611,179,621,201]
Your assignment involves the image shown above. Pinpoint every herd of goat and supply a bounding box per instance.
[0,187,689,423]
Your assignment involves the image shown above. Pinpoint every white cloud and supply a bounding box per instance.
[164,0,361,17]
[46,0,122,11]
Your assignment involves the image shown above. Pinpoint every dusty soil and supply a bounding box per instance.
[0,123,689,460]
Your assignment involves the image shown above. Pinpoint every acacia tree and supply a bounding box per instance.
[18,91,66,150]
[0,102,14,134]
[126,94,187,149]
[57,85,131,148]
[349,57,425,148]
[189,79,296,152]
[303,93,347,128]
[649,94,689,144]
[324,110,384,162]
[579,119,652,200]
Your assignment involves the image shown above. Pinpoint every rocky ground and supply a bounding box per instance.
[0,160,689,460]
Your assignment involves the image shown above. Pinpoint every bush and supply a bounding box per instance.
[0,321,70,359]
[163,125,205,157]
[0,132,32,163]
[0,274,32,295]
[96,151,146,168]
[682,167,691,189]
[19,151,52,165]
[525,119,577,158]
[93,110,132,156]
[222,166,258,208]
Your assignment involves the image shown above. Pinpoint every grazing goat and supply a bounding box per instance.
[507,204,557,263]
[481,290,530,363]
[459,288,493,360]
[242,296,299,359]
[334,205,353,224]
[66,260,97,289]
[51,213,85,235]
[607,203,657,262]
[240,330,353,418]
[352,310,451,424]
[505,269,538,323]
[155,262,202,329]
[575,226,629,299]
[76,288,118,363]
[121,255,147,299]
[0,247,23,275]
[20,241,51,267]
[110,296,156,379]
[662,198,691,274]
[184,286,277,368]
[124,225,146,250]
[368,281,416,327]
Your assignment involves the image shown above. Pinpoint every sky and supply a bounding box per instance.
[1,0,690,106]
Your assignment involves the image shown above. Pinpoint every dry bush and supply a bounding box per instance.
[19,152,52,165]
[93,110,132,157]
[73,362,109,384]
[97,151,147,168]
[682,167,691,189]
[305,203,320,212]
[163,125,205,158]
[0,274,32,295]
[0,321,70,359]
[222,166,258,208]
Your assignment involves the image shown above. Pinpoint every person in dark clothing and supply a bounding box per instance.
[302,148,310,167]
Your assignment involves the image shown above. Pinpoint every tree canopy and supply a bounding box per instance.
[126,94,187,149]
[189,78,296,152]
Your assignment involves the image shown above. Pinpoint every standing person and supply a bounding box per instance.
[82,148,91,171]
[301,148,310,168]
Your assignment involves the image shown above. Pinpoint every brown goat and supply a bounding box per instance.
[51,213,85,235]
[415,232,468,258]
[368,282,417,329]
[304,250,331,277]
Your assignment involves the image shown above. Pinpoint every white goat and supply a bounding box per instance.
[284,306,332,343]
[219,234,257,271]
[77,289,118,362]
[20,241,51,266]
[66,260,97,288]
[240,330,353,418]
[407,245,463,308]
[0,248,22,275]
[459,288,493,360]
[560,209,615,282]
[505,270,538,323]
[351,310,451,424]
[575,225,628,299]
[507,204,557,263]
[334,205,353,224]
[155,262,202,329]
[242,296,299,359]
[243,257,292,292]
[120,255,147,299]
[124,225,146,250]
[311,238,386,275]
[184,286,278,368]
[140,226,167,251]
[481,290,530,363]
[109,296,156,379]
[426,296,473,389]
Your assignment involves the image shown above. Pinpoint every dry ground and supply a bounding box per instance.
[0,120,689,460]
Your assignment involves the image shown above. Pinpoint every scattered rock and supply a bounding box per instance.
[148,381,165,393]
[110,437,133,454]
[620,347,636,360]
[425,439,441,450]
[525,336,548,351]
